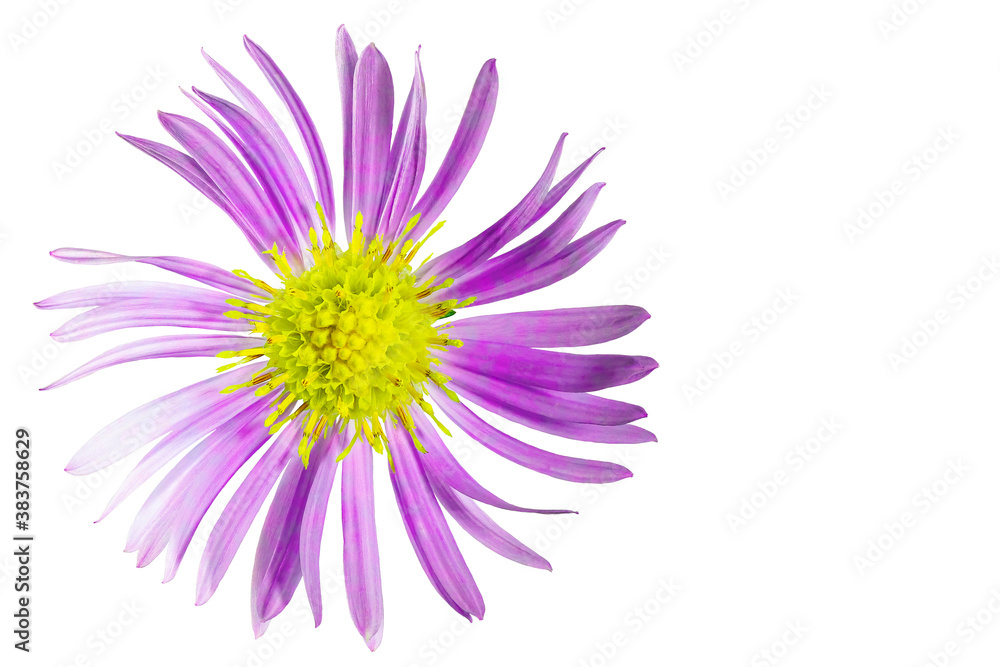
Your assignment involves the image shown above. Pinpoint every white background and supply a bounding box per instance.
[3,0,1000,665]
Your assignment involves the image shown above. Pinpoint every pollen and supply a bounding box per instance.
[220,209,470,467]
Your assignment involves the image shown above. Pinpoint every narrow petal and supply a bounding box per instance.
[196,424,297,605]
[49,248,262,300]
[301,430,343,627]
[468,219,626,305]
[428,474,551,570]
[535,147,604,221]
[412,412,570,514]
[408,59,498,238]
[42,334,259,390]
[443,305,650,348]
[335,25,360,237]
[448,380,657,444]
[65,363,263,475]
[430,386,633,483]
[351,44,394,239]
[51,300,249,342]
[244,36,336,228]
[440,364,647,426]
[419,134,565,281]
[440,340,657,393]
[379,50,426,241]
[341,434,384,650]
[35,281,245,310]
[388,424,485,620]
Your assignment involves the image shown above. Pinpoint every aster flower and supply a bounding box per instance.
[38,27,657,650]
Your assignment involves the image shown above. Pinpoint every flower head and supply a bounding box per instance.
[39,27,657,650]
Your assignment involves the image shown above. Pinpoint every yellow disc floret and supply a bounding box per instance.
[219,209,472,467]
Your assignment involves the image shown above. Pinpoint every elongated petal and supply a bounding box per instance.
[201,48,315,208]
[35,281,243,311]
[469,219,626,305]
[430,386,633,483]
[100,388,262,522]
[441,364,646,426]
[379,50,426,241]
[412,412,570,514]
[444,305,650,348]
[301,431,343,627]
[335,25,359,237]
[408,59,498,238]
[158,111,280,255]
[49,248,262,299]
[441,340,656,393]
[419,134,565,281]
[389,424,484,620]
[117,133,244,227]
[341,434,384,650]
[351,44,394,239]
[449,380,657,444]
[428,474,550,570]
[42,334,259,390]
[446,182,604,299]
[244,36,336,228]
[535,147,604,221]
[65,363,263,475]
[51,300,249,342]
[196,424,297,605]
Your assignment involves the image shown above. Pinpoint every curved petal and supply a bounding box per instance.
[335,25,360,238]
[408,59,498,238]
[196,423,298,605]
[42,334,259,390]
[427,474,550,570]
[388,423,485,620]
[440,340,657,393]
[51,300,249,342]
[440,364,646,426]
[412,411,571,515]
[65,363,264,475]
[301,430,343,627]
[341,433,384,650]
[468,219,626,305]
[244,36,336,230]
[443,305,650,348]
[430,386,633,483]
[380,50,427,241]
[35,281,244,310]
[49,248,262,300]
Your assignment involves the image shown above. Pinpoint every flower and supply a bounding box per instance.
[38,27,657,650]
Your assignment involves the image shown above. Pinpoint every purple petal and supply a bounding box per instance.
[351,44,394,239]
[301,431,343,627]
[51,299,249,342]
[447,379,657,444]
[444,182,604,299]
[100,388,262,522]
[440,340,657,393]
[157,111,282,256]
[42,334,259,390]
[36,281,245,310]
[430,386,633,483]
[341,433,384,650]
[49,248,262,300]
[427,474,551,570]
[196,423,297,605]
[201,48,316,209]
[244,36,336,230]
[388,423,485,620]
[379,50,426,241]
[408,59,498,238]
[440,364,646,426]
[412,411,570,514]
[468,219,626,305]
[444,305,650,348]
[535,147,604,221]
[65,363,264,475]
[335,25,359,238]
[419,134,565,281]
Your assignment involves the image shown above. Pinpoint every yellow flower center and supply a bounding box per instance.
[219,209,470,466]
